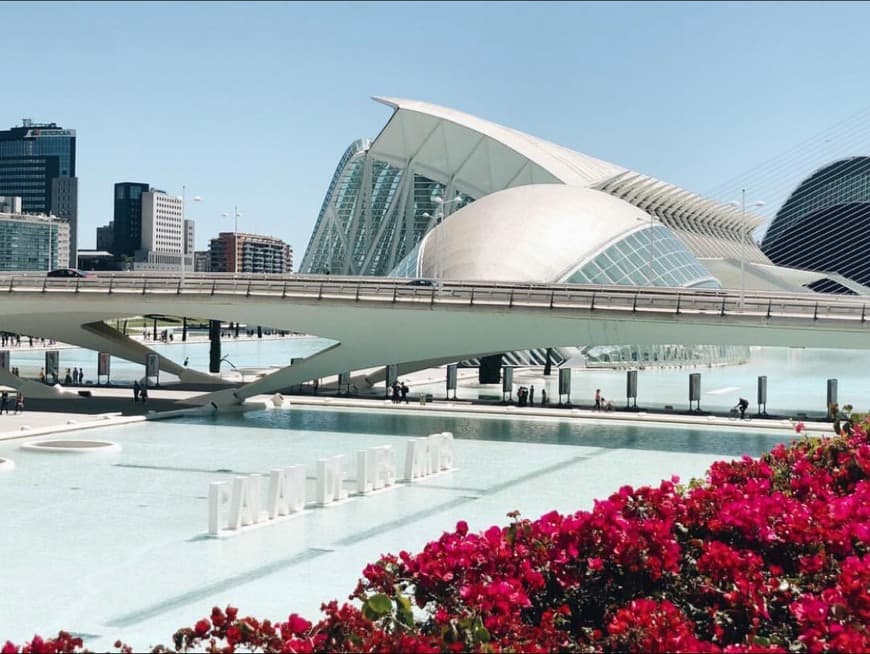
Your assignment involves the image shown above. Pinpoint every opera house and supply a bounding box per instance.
[300,98,869,369]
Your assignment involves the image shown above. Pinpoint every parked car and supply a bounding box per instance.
[46,268,93,278]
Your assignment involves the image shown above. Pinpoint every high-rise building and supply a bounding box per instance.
[0,120,78,259]
[194,250,211,272]
[112,183,195,270]
[113,182,150,257]
[96,220,114,252]
[136,189,186,270]
[184,219,195,257]
[0,209,69,271]
[209,232,292,273]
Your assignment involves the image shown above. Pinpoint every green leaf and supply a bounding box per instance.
[396,594,414,627]
[472,616,490,644]
[365,593,393,617]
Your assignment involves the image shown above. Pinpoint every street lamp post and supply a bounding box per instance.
[729,190,765,308]
[181,185,202,283]
[221,206,241,274]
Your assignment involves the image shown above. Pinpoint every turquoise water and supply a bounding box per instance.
[0,406,794,650]
[6,335,334,383]
[8,339,870,417]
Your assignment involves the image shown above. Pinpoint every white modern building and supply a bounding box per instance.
[134,190,193,271]
[301,97,870,368]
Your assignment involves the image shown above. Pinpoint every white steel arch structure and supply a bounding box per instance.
[299,97,773,282]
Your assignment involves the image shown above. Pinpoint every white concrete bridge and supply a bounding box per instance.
[1,273,868,406]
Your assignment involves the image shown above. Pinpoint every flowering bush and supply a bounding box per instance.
[5,421,869,653]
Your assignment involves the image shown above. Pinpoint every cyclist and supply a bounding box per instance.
[737,397,749,420]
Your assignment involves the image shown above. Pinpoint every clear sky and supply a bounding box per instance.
[4,1,870,255]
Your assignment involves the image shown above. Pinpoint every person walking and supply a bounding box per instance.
[400,381,409,404]
[133,380,140,402]
[78,368,84,384]
[140,385,148,403]
[0,391,8,415]
[14,392,23,414]
[529,385,535,406]
[594,388,602,411]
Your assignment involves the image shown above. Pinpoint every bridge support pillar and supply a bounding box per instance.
[209,319,221,373]
[479,354,502,384]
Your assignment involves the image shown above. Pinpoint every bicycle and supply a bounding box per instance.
[728,405,752,421]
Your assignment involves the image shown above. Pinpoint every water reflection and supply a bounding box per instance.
[193,407,790,458]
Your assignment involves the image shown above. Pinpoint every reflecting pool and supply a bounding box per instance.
[0,406,794,650]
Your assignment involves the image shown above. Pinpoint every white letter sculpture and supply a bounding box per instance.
[208,481,232,536]
[316,455,348,506]
[357,445,396,494]
[405,432,454,481]
[267,465,306,518]
[229,474,262,528]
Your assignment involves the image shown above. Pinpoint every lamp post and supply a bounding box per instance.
[221,206,241,273]
[181,185,201,282]
[729,190,765,307]
[429,192,463,279]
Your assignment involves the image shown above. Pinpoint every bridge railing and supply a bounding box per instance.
[2,274,868,326]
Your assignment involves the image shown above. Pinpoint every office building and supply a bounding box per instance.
[111,183,194,271]
[184,219,195,258]
[0,210,69,271]
[135,189,185,270]
[96,220,114,252]
[194,250,211,272]
[113,182,150,258]
[0,120,78,259]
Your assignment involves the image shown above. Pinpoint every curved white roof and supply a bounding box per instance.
[418,184,653,282]
[372,96,626,189]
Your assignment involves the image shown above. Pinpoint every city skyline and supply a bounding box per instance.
[4,1,870,253]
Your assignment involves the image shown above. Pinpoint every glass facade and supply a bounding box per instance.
[0,122,78,256]
[0,216,65,271]
[388,240,424,279]
[761,157,870,288]
[113,182,150,257]
[0,124,75,207]
[300,139,475,277]
[581,344,749,368]
[564,225,719,288]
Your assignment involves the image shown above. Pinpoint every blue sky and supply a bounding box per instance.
[4,1,870,254]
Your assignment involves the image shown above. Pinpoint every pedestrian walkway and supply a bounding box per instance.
[0,381,828,444]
